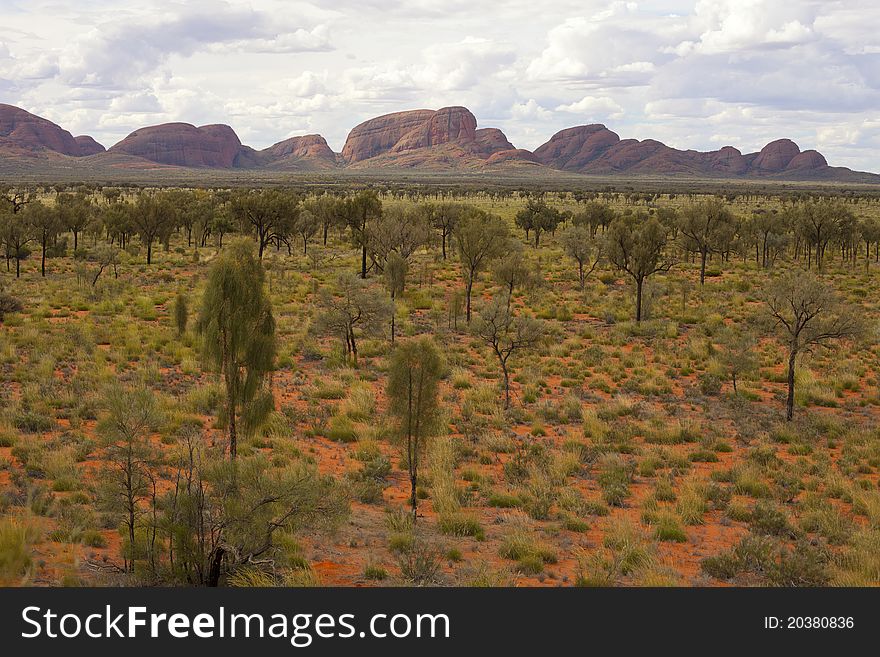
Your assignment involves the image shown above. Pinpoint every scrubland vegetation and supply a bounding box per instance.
[1,182,879,587]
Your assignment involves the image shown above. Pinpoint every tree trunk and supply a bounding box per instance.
[228,393,237,459]
[410,469,418,523]
[699,250,707,286]
[349,328,358,366]
[465,279,473,323]
[786,348,797,421]
[207,547,225,587]
[361,245,367,279]
[41,235,47,277]
[635,278,643,323]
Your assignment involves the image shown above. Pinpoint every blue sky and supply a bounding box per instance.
[1,0,878,170]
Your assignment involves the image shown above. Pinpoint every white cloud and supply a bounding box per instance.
[556,96,623,119]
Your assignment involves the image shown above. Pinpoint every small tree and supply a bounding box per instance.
[304,194,342,246]
[162,439,348,586]
[197,239,276,459]
[387,337,445,522]
[605,214,673,322]
[515,199,562,248]
[316,274,391,365]
[678,198,736,285]
[87,244,121,287]
[23,200,59,277]
[131,193,176,265]
[765,271,862,420]
[294,208,320,255]
[560,225,602,290]
[384,251,408,343]
[97,384,161,572]
[366,205,432,273]
[429,202,462,259]
[57,192,92,251]
[0,204,33,278]
[572,201,616,236]
[455,209,508,322]
[717,326,758,394]
[473,296,543,408]
[230,189,299,259]
[491,241,539,308]
[342,190,382,278]
[174,290,188,335]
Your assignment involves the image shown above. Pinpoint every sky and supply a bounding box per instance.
[1,0,878,171]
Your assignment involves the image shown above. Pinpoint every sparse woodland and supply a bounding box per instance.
[2,182,880,587]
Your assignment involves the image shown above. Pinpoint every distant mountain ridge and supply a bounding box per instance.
[0,102,875,182]
[531,124,832,177]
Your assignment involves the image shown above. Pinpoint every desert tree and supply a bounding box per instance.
[655,206,680,239]
[304,194,343,246]
[860,217,880,270]
[131,193,175,264]
[560,224,602,290]
[473,296,544,408]
[0,203,33,277]
[796,200,848,271]
[97,384,161,572]
[316,273,391,366]
[678,198,736,285]
[384,250,408,343]
[342,190,382,278]
[101,201,134,250]
[1,187,33,215]
[428,202,463,259]
[162,433,348,586]
[293,208,320,255]
[386,336,445,521]
[197,239,277,459]
[56,192,92,251]
[366,204,432,272]
[515,199,563,247]
[765,270,863,421]
[605,213,673,322]
[23,200,59,277]
[572,200,616,236]
[491,240,540,309]
[751,208,790,268]
[86,244,121,287]
[174,290,188,335]
[210,206,236,248]
[191,196,218,248]
[176,190,215,248]
[230,189,299,259]
[454,208,509,322]
[717,325,759,394]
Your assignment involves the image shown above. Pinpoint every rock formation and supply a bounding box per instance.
[108,122,244,168]
[0,102,871,181]
[74,135,106,156]
[533,124,833,178]
[0,103,100,156]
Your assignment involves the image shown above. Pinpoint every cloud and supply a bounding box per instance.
[684,0,816,55]
[55,5,333,89]
[2,1,880,171]
[556,95,623,119]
